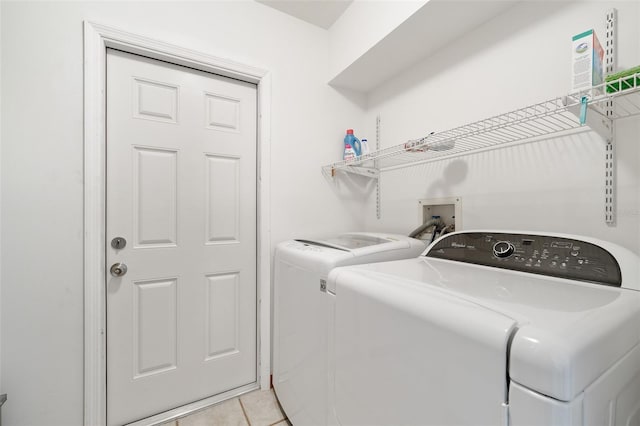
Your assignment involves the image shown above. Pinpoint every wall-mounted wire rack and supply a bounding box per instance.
[323,72,639,177]
[322,70,640,222]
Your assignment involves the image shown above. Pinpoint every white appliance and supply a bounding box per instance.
[328,231,640,426]
[273,232,426,426]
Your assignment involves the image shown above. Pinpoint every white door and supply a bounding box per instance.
[106,49,257,426]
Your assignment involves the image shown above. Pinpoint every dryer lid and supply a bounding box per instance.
[296,232,424,253]
[298,234,390,251]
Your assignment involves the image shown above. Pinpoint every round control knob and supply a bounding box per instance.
[493,241,515,258]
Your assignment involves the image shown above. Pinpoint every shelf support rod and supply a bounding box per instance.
[604,8,617,224]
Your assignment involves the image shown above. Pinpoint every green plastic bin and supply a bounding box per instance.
[606,65,640,93]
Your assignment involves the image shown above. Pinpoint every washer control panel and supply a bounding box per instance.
[426,232,621,286]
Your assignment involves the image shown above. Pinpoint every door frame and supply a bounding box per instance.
[83,21,271,426]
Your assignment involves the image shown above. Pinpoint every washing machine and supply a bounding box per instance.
[327,231,640,426]
[273,232,426,426]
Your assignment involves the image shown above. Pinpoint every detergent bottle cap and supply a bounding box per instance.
[346,129,354,134]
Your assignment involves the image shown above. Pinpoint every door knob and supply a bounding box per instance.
[110,263,128,277]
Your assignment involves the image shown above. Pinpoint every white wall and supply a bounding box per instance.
[329,0,426,79]
[0,2,364,425]
[360,0,640,254]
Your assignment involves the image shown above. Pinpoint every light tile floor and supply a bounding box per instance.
[162,389,290,426]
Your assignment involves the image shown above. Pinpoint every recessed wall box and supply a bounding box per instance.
[415,197,461,242]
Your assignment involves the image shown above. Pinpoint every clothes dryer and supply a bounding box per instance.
[273,232,425,426]
[328,231,640,426]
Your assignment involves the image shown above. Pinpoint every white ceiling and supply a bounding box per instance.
[256,0,353,29]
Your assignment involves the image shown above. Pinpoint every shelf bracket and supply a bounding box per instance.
[604,8,617,224]
[341,166,380,179]
[565,99,612,141]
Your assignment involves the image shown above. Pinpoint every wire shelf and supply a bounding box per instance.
[323,72,640,178]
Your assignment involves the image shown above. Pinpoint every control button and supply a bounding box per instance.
[571,251,579,257]
[561,262,567,268]
[493,241,515,258]
[550,261,557,267]
[578,259,584,264]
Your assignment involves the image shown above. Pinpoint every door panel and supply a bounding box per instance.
[133,78,179,123]
[205,154,241,244]
[133,147,178,247]
[106,49,257,426]
[133,278,178,377]
[205,272,240,359]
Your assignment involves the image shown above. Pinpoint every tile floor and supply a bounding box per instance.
[161,388,291,426]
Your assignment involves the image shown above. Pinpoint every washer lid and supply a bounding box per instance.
[330,265,517,426]
[508,288,640,401]
[341,255,640,402]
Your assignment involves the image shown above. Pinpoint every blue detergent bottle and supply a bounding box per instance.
[344,129,362,158]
